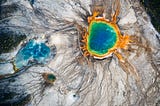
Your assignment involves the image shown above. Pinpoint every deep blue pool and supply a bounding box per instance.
[15,40,51,69]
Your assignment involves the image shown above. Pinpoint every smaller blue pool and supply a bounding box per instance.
[15,40,51,69]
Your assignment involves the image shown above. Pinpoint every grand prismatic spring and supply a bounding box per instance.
[87,21,118,57]
[0,0,160,106]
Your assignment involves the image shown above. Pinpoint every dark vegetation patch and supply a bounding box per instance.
[140,0,160,33]
[0,30,26,54]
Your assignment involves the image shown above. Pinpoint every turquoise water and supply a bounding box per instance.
[88,22,117,55]
[15,40,50,69]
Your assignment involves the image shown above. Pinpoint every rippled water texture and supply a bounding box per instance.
[0,0,160,106]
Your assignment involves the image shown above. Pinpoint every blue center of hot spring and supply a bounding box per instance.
[88,22,117,55]
[15,40,50,69]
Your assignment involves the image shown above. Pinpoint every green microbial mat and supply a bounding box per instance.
[47,74,56,81]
